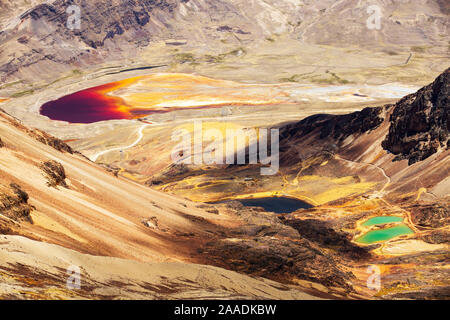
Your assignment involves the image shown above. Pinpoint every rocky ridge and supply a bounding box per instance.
[0,0,448,82]
[382,68,449,165]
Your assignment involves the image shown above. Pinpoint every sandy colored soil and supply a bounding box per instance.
[0,107,327,299]
[0,110,231,263]
[379,240,446,256]
[0,235,319,300]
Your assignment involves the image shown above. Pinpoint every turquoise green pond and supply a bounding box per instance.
[362,216,404,226]
[356,224,414,244]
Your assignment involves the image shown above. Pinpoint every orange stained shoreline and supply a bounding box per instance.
[40,73,286,123]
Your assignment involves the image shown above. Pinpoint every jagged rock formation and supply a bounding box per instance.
[279,106,386,165]
[27,129,74,154]
[0,183,33,223]
[278,68,449,168]
[40,160,68,188]
[281,106,385,142]
[1,111,73,153]
[145,69,449,212]
[22,0,179,49]
[382,68,449,165]
[275,106,388,168]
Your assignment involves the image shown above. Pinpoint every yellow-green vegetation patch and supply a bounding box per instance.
[11,89,35,98]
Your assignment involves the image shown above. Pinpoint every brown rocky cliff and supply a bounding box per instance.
[382,68,449,165]
[1,1,448,82]
[22,0,178,49]
[0,110,73,153]
[0,183,34,224]
[278,68,449,167]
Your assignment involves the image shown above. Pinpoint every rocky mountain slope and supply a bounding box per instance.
[277,68,449,196]
[0,234,318,299]
[382,68,449,164]
[0,0,448,82]
[142,68,449,299]
[0,105,358,299]
[149,66,449,206]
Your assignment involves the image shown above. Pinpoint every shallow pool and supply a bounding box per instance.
[356,224,414,244]
[362,216,404,227]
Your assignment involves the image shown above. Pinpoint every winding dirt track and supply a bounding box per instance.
[91,123,151,162]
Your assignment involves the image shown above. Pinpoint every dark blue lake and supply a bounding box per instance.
[234,197,313,213]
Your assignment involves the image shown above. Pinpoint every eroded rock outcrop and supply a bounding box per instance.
[281,106,385,142]
[0,183,33,224]
[28,129,74,154]
[197,202,356,293]
[201,236,355,292]
[382,68,449,165]
[421,230,450,244]
[22,0,178,49]
[0,112,73,153]
[277,106,387,167]
[409,203,450,229]
[283,217,372,261]
[40,160,68,188]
